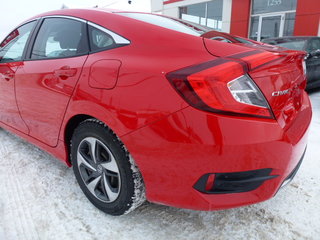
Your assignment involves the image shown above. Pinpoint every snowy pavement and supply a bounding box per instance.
[0,90,319,240]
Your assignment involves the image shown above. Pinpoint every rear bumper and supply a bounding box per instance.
[121,92,312,211]
[279,147,306,189]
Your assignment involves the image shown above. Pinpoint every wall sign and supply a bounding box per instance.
[267,0,282,7]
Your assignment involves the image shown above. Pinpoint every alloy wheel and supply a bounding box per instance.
[77,137,121,203]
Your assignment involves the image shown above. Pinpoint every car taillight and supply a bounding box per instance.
[166,59,274,119]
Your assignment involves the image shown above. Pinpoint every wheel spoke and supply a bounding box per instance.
[77,136,121,203]
[100,155,119,173]
[103,173,119,202]
[86,137,97,163]
[77,151,96,172]
[87,175,102,195]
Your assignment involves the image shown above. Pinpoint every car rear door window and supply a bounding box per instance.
[0,21,36,63]
[87,23,130,52]
[31,18,88,59]
[89,25,116,51]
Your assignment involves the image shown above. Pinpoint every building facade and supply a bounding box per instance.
[151,0,320,41]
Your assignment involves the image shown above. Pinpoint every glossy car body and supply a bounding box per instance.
[202,30,293,56]
[201,30,261,45]
[0,9,312,211]
[263,36,320,90]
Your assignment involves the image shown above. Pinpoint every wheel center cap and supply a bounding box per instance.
[97,164,103,174]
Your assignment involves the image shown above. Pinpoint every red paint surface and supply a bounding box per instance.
[0,62,29,133]
[164,0,184,5]
[15,56,88,147]
[230,0,251,37]
[0,9,312,211]
[89,59,121,89]
[294,0,320,36]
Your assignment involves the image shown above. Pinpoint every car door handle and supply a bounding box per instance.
[54,66,77,80]
[3,71,14,81]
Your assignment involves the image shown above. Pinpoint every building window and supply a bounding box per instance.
[249,0,297,41]
[179,0,223,31]
[252,0,297,14]
[283,12,296,36]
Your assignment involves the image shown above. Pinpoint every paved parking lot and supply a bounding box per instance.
[0,90,319,240]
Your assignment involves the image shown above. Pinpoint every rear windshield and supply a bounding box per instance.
[234,37,255,45]
[264,39,306,50]
[116,12,210,36]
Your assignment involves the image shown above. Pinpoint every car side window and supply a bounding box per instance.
[307,39,320,52]
[88,23,130,52]
[0,21,36,63]
[89,25,115,51]
[31,18,88,59]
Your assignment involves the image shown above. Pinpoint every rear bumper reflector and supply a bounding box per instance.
[193,168,278,194]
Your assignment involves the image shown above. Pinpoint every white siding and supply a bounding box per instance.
[221,0,232,32]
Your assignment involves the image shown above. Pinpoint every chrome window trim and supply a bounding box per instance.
[0,19,39,44]
[41,15,130,45]
[88,22,130,45]
[42,15,87,23]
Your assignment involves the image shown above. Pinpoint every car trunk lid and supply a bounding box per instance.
[203,38,307,125]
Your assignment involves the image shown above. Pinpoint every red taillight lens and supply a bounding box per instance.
[166,59,274,119]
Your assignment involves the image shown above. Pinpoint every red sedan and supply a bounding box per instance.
[0,9,311,215]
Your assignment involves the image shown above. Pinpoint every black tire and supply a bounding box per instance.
[71,119,145,216]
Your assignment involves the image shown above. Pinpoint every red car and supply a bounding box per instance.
[0,9,311,216]
[201,30,262,45]
[201,30,290,53]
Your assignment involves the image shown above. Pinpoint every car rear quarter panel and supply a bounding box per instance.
[59,10,220,160]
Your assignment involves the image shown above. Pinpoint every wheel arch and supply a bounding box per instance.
[60,99,122,165]
[60,100,146,191]
[64,114,93,165]
[62,113,127,166]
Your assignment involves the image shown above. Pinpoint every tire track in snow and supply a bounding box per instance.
[0,130,40,240]
[9,165,40,240]
[1,150,27,239]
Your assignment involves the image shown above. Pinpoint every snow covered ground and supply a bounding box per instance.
[0,90,319,240]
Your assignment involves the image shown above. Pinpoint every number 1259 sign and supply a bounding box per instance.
[268,0,282,6]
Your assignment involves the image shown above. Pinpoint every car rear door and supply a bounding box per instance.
[0,21,37,133]
[15,17,89,147]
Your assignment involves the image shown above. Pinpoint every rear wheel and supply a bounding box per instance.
[71,119,145,215]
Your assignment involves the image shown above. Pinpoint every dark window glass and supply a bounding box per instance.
[283,12,296,36]
[249,16,259,40]
[307,39,320,52]
[234,37,255,45]
[211,36,232,43]
[0,21,35,63]
[252,0,297,15]
[88,26,116,52]
[270,39,306,50]
[31,18,88,59]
